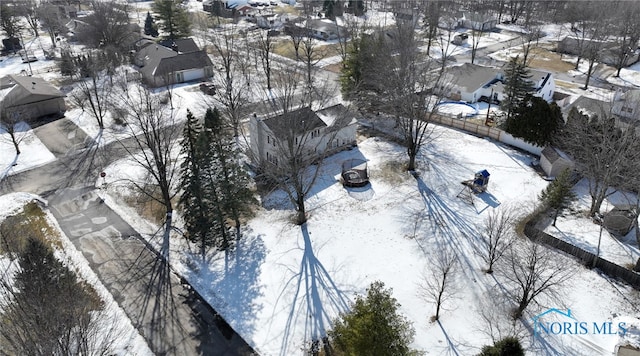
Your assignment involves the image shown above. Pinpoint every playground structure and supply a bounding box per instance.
[457,170,490,206]
[341,159,369,188]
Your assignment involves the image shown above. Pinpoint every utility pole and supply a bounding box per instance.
[18,30,34,76]
[485,88,494,126]
[592,213,604,269]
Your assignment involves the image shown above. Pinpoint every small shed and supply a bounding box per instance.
[604,206,637,236]
[540,146,574,178]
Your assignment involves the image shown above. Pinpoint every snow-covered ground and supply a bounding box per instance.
[543,179,640,267]
[0,122,56,180]
[3,7,640,356]
[99,118,640,355]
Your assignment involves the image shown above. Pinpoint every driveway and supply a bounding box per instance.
[33,118,92,157]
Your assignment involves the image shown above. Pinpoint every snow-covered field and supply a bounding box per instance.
[97,118,640,355]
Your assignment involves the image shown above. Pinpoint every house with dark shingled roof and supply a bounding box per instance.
[249,104,358,168]
[133,38,214,87]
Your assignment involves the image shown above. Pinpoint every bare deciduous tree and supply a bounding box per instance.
[418,247,458,321]
[76,1,137,52]
[556,106,640,217]
[0,105,26,155]
[255,69,349,225]
[71,58,112,131]
[208,21,251,139]
[257,30,275,92]
[115,82,181,259]
[17,0,40,37]
[470,28,485,65]
[475,208,516,274]
[499,242,574,320]
[610,1,640,77]
[38,8,66,48]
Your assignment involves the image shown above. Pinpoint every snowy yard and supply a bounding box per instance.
[97,119,640,355]
[0,122,56,180]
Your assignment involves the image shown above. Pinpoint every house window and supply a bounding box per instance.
[267,135,276,146]
[266,151,278,165]
[622,106,633,114]
[176,72,184,82]
[311,129,321,138]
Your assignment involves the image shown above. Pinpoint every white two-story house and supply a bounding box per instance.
[249,104,357,169]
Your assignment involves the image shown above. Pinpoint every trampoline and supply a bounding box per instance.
[341,159,369,187]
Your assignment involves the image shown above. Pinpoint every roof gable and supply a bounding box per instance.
[447,63,501,92]
[154,50,213,77]
[0,75,64,106]
[262,107,327,137]
[158,38,200,53]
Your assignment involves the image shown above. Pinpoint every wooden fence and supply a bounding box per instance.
[524,223,640,290]
[430,113,543,156]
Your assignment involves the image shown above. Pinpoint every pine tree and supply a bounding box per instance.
[539,168,576,226]
[323,0,336,19]
[501,56,534,122]
[144,11,159,37]
[348,0,365,15]
[505,94,564,147]
[480,337,525,356]
[153,0,190,39]
[179,109,214,261]
[59,50,76,77]
[203,108,255,240]
[329,281,418,356]
[179,108,255,262]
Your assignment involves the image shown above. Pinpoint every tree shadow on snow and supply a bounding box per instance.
[261,147,369,212]
[186,229,267,350]
[278,224,351,356]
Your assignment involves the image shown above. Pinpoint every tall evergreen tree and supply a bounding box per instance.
[144,11,159,37]
[203,108,255,240]
[504,94,563,147]
[323,0,336,19]
[501,56,534,122]
[179,108,255,263]
[153,0,190,39]
[539,168,576,226]
[348,0,365,15]
[179,109,214,261]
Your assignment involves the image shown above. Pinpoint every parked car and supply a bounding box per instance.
[19,50,37,63]
[200,82,216,95]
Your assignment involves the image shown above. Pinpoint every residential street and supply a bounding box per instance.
[0,121,257,355]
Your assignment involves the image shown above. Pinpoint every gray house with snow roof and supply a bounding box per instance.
[0,74,66,121]
[249,104,357,168]
[442,63,554,104]
[133,39,213,87]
